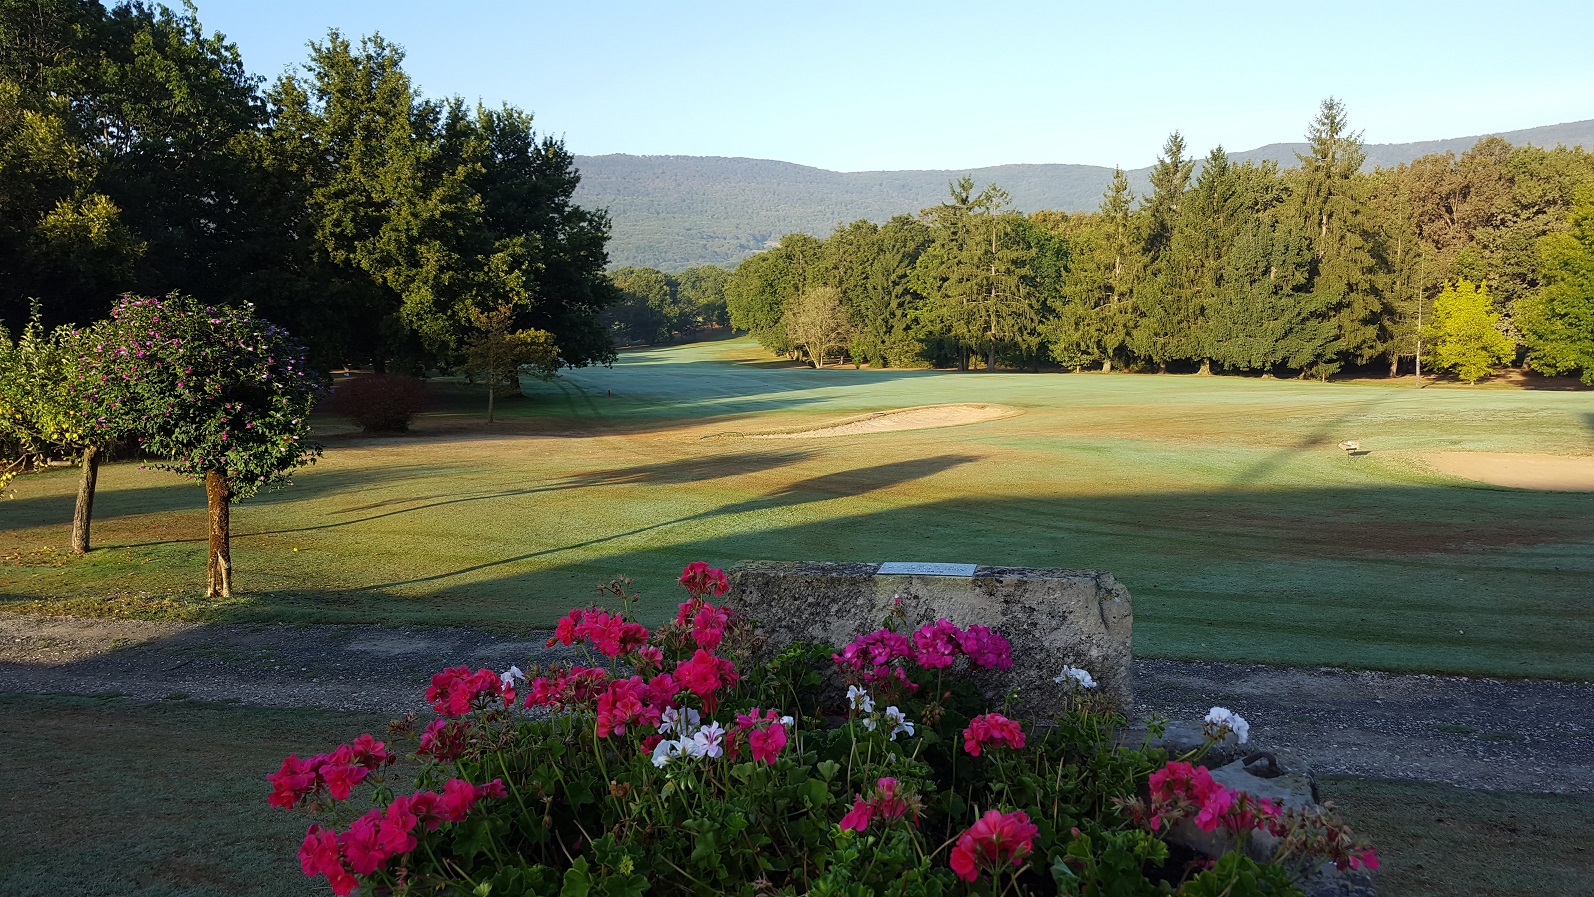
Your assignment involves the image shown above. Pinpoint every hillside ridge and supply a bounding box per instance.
[574,119,1594,271]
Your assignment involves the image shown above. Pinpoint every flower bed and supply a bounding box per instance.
[269,562,1376,896]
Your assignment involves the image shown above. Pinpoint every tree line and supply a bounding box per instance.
[604,265,730,345]
[724,100,1594,384]
[0,0,618,373]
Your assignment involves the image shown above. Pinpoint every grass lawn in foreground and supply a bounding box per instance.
[3,337,1592,679]
[0,693,394,897]
[0,693,1586,897]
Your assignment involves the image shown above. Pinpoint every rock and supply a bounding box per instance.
[1118,720,1249,768]
[1165,748,1375,897]
[724,560,1133,716]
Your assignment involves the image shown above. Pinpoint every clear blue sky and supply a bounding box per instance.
[199,0,1593,172]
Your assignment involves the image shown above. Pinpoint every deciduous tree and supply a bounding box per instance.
[1424,280,1514,383]
[463,302,558,422]
[1518,182,1594,383]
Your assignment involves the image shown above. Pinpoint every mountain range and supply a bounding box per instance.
[572,119,1594,271]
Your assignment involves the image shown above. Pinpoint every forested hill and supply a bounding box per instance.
[575,119,1594,270]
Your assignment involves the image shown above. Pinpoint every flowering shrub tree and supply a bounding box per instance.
[86,294,323,596]
[270,562,1376,896]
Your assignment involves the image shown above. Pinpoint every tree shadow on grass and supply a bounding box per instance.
[363,454,982,590]
[82,450,822,550]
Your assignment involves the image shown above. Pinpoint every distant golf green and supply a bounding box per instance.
[4,337,1591,678]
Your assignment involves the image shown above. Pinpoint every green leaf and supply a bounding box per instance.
[561,857,593,897]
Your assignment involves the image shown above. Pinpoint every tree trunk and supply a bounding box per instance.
[987,342,996,371]
[1389,354,1400,377]
[70,445,100,554]
[1197,359,1211,376]
[205,470,232,598]
[1102,357,1112,374]
[487,382,496,423]
[1158,361,1168,374]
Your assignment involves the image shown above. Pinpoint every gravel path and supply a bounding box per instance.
[2,613,1589,795]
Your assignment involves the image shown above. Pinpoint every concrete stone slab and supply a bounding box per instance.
[725,560,1134,716]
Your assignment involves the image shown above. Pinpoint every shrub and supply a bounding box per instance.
[269,563,1376,896]
[325,374,428,433]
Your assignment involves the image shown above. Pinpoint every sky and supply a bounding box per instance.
[198,0,1594,172]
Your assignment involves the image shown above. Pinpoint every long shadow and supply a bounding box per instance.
[363,455,980,589]
[1225,395,1394,488]
[91,450,821,549]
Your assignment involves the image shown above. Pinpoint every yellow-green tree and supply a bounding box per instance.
[463,303,559,422]
[0,304,110,553]
[781,286,851,368]
[1424,280,1514,383]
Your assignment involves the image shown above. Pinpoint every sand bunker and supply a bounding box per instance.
[743,404,1021,439]
[1427,452,1594,491]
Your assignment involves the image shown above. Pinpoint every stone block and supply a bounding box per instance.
[724,560,1133,716]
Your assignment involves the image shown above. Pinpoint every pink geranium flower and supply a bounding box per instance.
[963,713,1025,756]
[678,561,729,599]
[949,810,1039,882]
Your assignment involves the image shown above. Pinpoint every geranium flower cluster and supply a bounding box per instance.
[424,666,516,717]
[547,607,650,657]
[1123,760,1379,872]
[1143,761,1282,835]
[677,561,729,600]
[839,776,920,831]
[297,778,505,896]
[522,664,611,709]
[269,562,1379,896]
[834,618,1013,698]
[948,809,1039,883]
[268,734,395,807]
[962,713,1026,756]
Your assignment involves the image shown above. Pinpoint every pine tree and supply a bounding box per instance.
[1289,98,1385,372]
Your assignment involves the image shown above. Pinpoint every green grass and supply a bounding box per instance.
[0,693,1586,897]
[4,337,1592,678]
[0,693,393,897]
[1323,775,1594,896]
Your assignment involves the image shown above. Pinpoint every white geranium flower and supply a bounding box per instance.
[882,705,915,741]
[1054,666,1097,689]
[651,738,692,768]
[779,715,795,728]
[1205,706,1250,745]
[861,715,878,731]
[692,721,726,758]
[658,705,702,735]
[501,665,525,687]
[847,685,875,714]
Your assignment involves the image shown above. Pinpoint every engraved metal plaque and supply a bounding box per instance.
[876,562,978,577]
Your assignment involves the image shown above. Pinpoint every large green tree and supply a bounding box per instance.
[0,0,258,329]
[1518,182,1594,383]
[260,33,614,371]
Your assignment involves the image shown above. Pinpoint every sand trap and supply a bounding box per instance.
[742,404,1021,439]
[1427,452,1594,491]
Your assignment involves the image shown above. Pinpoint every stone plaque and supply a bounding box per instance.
[877,561,978,577]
